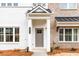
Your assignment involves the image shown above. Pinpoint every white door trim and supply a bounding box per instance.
[33,27,45,48]
[27,17,51,52]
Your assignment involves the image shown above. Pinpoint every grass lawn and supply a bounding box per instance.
[0,49,33,56]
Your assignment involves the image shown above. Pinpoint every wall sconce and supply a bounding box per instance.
[56,27,59,32]
[29,27,31,34]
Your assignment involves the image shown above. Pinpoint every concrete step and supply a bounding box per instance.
[32,48,47,52]
[32,52,48,56]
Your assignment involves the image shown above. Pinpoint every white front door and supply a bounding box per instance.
[35,28,44,47]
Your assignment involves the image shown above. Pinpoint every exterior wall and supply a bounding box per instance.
[58,43,79,48]
[0,7,31,50]
[0,3,79,50]
[48,3,79,48]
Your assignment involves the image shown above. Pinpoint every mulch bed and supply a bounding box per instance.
[47,48,79,55]
[0,49,33,56]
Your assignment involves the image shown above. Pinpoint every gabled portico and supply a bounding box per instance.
[27,5,52,52]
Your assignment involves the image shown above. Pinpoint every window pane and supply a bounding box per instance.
[15,35,19,42]
[0,35,4,42]
[73,29,77,41]
[59,29,63,34]
[59,35,63,41]
[6,28,13,34]
[1,3,6,7]
[15,28,19,34]
[0,28,4,42]
[65,29,72,41]
[6,35,13,42]
[6,28,13,42]
[69,3,77,9]
[15,28,19,42]
[0,28,4,34]
[14,3,18,6]
[59,29,63,41]
[7,3,12,6]
[59,3,67,9]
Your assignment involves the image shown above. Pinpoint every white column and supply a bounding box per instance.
[28,19,32,51]
[47,19,50,52]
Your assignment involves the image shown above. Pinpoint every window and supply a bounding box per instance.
[15,28,19,42]
[59,3,77,9]
[1,3,6,7]
[73,29,78,41]
[59,29,63,41]
[7,3,12,7]
[59,3,67,9]
[6,28,13,42]
[0,28,4,42]
[13,3,18,6]
[0,27,19,42]
[65,29,72,41]
[37,29,42,33]
[59,28,78,42]
[1,3,18,7]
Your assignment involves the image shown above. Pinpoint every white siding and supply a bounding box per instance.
[0,8,31,50]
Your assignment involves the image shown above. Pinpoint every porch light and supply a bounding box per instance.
[56,27,59,32]
[29,27,31,34]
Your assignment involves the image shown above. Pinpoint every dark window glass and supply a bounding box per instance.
[59,29,63,41]
[6,28,13,34]
[37,30,42,33]
[14,3,18,6]
[7,3,12,6]
[6,28,13,42]
[1,3,6,7]
[15,28,19,34]
[0,28,4,42]
[74,29,78,41]
[65,29,72,41]
[15,28,19,42]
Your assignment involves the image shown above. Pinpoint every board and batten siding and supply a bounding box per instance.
[0,8,30,50]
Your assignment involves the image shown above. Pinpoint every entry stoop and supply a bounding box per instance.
[32,48,48,56]
[32,48,47,52]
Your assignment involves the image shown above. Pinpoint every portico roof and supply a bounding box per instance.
[27,5,52,13]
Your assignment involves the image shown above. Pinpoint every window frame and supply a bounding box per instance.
[58,28,79,42]
[15,27,19,42]
[5,28,13,42]
[1,3,6,7]
[0,28,4,42]
[0,27,20,43]
[13,3,18,7]
[59,3,77,9]
[7,3,12,7]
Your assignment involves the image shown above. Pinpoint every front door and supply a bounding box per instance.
[35,28,43,47]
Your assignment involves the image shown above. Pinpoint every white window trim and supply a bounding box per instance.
[59,3,77,9]
[67,3,77,9]
[0,27,19,43]
[13,27,15,42]
[58,28,79,42]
